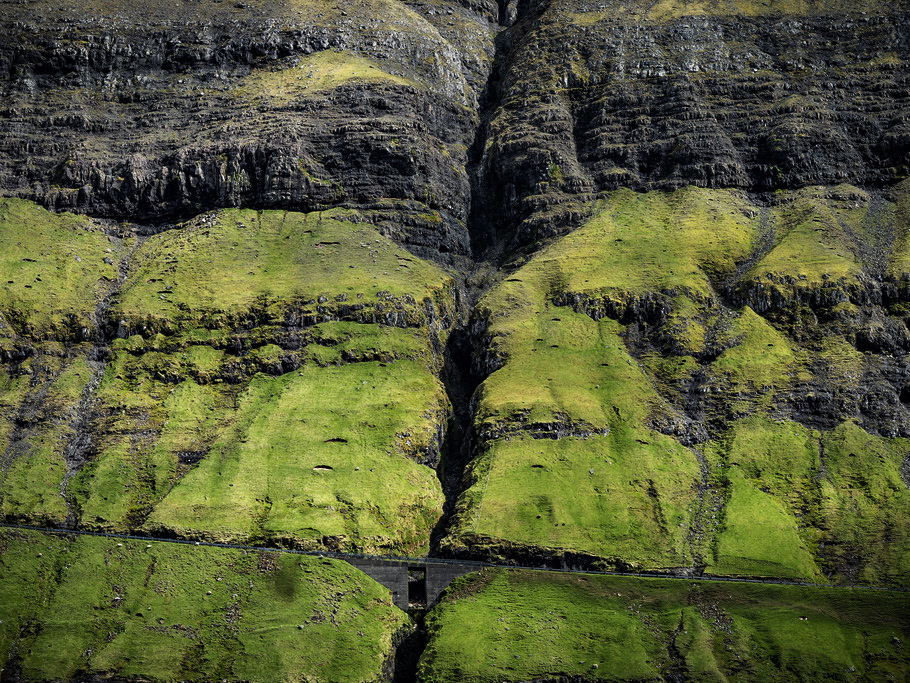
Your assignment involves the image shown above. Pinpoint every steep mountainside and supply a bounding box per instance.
[1,0,910,680]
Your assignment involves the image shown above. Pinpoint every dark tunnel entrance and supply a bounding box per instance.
[408,567,427,605]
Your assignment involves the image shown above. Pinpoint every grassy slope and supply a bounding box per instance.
[0,528,408,682]
[0,355,92,524]
[145,361,447,553]
[703,417,823,580]
[0,199,127,340]
[445,188,758,567]
[115,208,453,334]
[0,205,454,555]
[95,210,449,554]
[542,186,757,300]
[818,422,910,585]
[747,186,866,286]
[446,185,910,582]
[446,190,755,560]
[419,568,910,683]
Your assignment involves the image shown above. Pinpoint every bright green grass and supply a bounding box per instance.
[709,416,819,495]
[0,205,455,550]
[0,528,408,682]
[475,313,666,432]
[306,320,434,365]
[711,306,804,403]
[73,371,238,529]
[0,355,94,524]
[448,433,698,568]
[702,417,825,580]
[446,192,727,567]
[115,208,453,334]
[661,294,709,355]
[446,187,765,568]
[146,361,447,554]
[703,417,910,585]
[507,186,757,301]
[419,568,910,683]
[474,186,756,433]
[747,186,864,285]
[0,199,127,339]
[452,184,910,581]
[708,466,822,580]
[231,50,417,105]
[818,421,910,585]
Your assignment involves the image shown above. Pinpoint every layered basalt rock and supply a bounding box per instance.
[0,0,500,263]
[475,0,910,249]
[3,0,910,588]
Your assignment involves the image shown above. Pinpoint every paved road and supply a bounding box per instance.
[2,522,906,593]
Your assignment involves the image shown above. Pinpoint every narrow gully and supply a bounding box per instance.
[426,0,530,557]
[59,231,145,528]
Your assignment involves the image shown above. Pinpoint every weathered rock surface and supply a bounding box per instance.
[2,0,910,590]
[475,0,910,249]
[0,0,500,263]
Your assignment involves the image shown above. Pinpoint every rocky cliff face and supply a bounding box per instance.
[0,0,500,263]
[475,0,910,249]
[1,0,910,680]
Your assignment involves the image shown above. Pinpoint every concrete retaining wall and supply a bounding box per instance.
[345,558,483,610]
[347,559,410,611]
[425,563,479,605]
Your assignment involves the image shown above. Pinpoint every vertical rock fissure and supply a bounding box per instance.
[59,232,144,528]
[431,322,481,555]
[429,2,532,555]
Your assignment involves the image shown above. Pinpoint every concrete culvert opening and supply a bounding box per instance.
[313,465,333,471]
[408,567,426,605]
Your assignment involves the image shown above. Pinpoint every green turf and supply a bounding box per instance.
[145,361,447,554]
[0,528,409,682]
[817,421,910,585]
[72,370,239,529]
[526,186,758,300]
[0,204,455,553]
[305,321,435,366]
[447,433,698,569]
[445,189,747,568]
[703,417,910,584]
[115,208,454,335]
[708,466,822,580]
[419,568,910,683]
[0,355,94,525]
[69,345,449,554]
[746,186,866,286]
[446,184,910,582]
[0,199,128,340]
[712,307,798,385]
